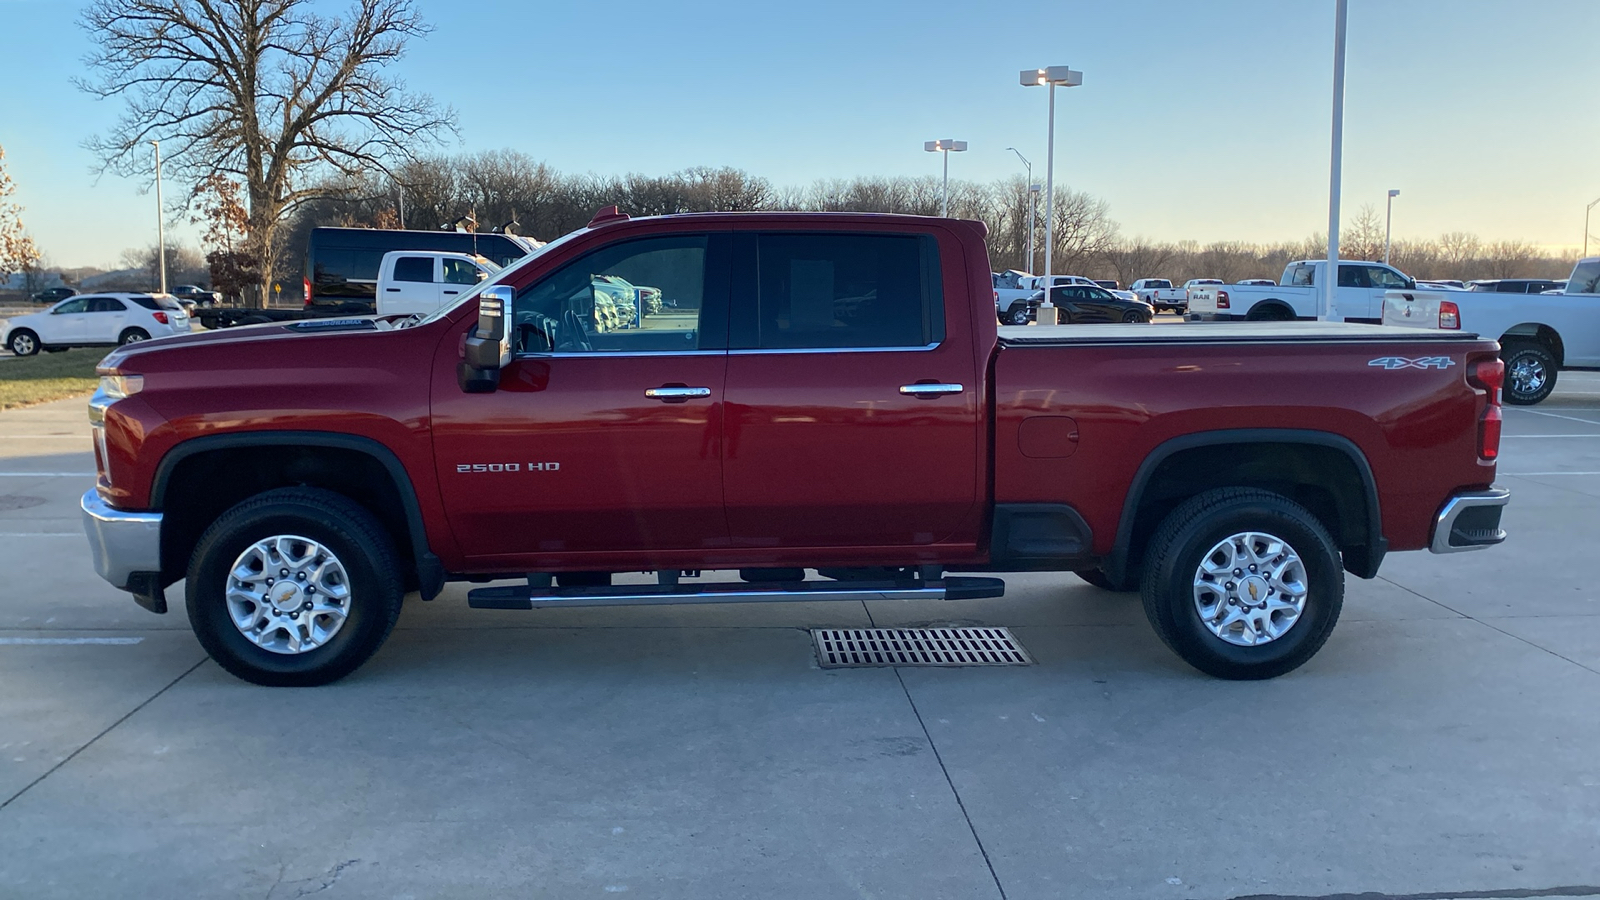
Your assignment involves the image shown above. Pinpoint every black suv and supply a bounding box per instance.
[1467,279,1566,294]
[1044,284,1154,324]
[31,287,77,304]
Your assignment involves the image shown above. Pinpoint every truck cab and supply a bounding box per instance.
[377,251,500,317]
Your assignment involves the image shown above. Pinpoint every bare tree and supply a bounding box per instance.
[1099,238,1175,286]
[1342,204,1385,262]
[78,0,456,305]
[0,144,40,279]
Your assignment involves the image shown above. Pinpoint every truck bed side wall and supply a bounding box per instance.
[992,337,1497,558]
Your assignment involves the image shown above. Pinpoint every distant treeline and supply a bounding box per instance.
[262,149,1574,288]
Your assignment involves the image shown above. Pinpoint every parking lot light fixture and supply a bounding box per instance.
[1585,196,1600,257]
[1007,147,1038,272]
[151,140,166,295]
[1021,66,1083,324]
[924,140,968,218]
[1385,189,1400,265]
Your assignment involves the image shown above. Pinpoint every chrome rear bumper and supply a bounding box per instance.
[1430,487,1510,553]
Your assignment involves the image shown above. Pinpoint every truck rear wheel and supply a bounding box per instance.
[1501,343,1557,405]
[1004,306,1030,326]
[186,487,404,686]
[1139,488,1343,680]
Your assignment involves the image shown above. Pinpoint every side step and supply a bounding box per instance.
[467,576,1006,611]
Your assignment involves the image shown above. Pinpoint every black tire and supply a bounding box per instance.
[1139,487,1343,680]
[1005,306,1030,326]
[186,487,404,687]
[7,330,40,356]
[1074,567,1135,592]
[118,328,150,345]
[1245,304,1291,322]
[1121,309,1149,323]
[1501,342,1557,406]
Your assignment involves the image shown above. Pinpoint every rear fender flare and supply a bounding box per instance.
[1104,429,1386,586]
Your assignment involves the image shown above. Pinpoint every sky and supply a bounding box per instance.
[0,0,1595,269]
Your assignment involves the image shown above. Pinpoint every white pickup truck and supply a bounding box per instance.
[377,251,500,316]
[1187,260,1416,323]
[993,270,1039,324]
[1130,278,1188,313]
[1382,256,1600,405]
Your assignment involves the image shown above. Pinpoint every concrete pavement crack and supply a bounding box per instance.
[857,599,1008,900]
[0,655,208,813]
[1377,575,1600,678]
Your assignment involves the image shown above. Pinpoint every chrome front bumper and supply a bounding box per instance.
[1430,487,1510,553]
[80,489,162,590]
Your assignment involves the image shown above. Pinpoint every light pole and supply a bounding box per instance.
[1384,189,1400,265]
[924,140,967,217]
[1585,196,1600,257]
[1007,147,1038,273]
[1022,65,1084,325]
[151,140,166,294]
[1324,0,1348,321]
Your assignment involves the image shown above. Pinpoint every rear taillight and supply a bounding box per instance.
[1439,300,1460,330]
[151,311,168,324]
[1469,357,1504,461]
[1216,290,1230,309]
[303,276,313,307]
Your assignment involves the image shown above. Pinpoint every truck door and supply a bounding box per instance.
[385,255,441,315]
[431,232,731,564]
[721,231,982,550]
[1359,265,1411,323]
[439,257,484,313]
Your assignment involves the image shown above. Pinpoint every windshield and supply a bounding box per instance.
[409,228,587,327]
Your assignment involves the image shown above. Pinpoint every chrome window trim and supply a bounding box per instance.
[728,342,942,356]
[515,349,726,360]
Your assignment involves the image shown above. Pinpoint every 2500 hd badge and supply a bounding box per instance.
[456,462,561,473]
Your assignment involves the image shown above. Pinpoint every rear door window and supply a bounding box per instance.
[393,257,435,283]
[743,233,942,350]
[1336,265,1368,288]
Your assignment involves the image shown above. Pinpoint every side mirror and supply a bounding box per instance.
[458,286,513,393]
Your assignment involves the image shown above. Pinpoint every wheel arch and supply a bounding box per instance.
[1499,323,1564,366]
[151,432,444,600]
[1104,429,1386,587]
[1245,299,1296,320]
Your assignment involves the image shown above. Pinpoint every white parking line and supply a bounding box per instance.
[1504,471,1600,476]
[0,533,80,537]
[1512,409,1600,425]
[0,472,95,477]
[0,637,143,646]
[1501,434,1600,439]
[0,435,85,439]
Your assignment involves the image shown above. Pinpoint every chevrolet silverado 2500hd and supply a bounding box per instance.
[81,209,1510,686]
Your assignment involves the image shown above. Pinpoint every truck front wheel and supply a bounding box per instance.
[186,487,404,686]
[1501,343,1557,405]
[1139,488,1343,680]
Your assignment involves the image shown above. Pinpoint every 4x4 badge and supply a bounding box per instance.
[1368,356,1456,370]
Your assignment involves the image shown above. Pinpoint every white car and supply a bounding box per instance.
[376,251,500,317]
[2,292,191,355]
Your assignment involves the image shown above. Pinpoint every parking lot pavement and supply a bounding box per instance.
[3,391,1600,899]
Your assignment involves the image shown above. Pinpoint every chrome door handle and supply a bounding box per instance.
[645,386,712,402]
[899,383,964,398]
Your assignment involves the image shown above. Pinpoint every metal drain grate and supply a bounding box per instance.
[812,627,1033,668]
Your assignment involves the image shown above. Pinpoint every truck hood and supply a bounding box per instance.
[98,316,417,375]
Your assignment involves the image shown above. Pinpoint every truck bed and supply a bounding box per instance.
[998,322,1483,346]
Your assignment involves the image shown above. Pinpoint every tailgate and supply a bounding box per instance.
[1186,286,1222,315]
[1383,290,1454,331]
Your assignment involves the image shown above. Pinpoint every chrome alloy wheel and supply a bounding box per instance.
[1191,531,1308,647]
[225,535,352,654]
[1509,356,1547,395]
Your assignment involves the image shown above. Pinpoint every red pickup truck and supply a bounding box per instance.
[81,209,1509,687]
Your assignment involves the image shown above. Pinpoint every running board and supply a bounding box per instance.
[466,576,1006,610]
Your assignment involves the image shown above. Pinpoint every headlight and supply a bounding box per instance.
[97,374,144,401]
